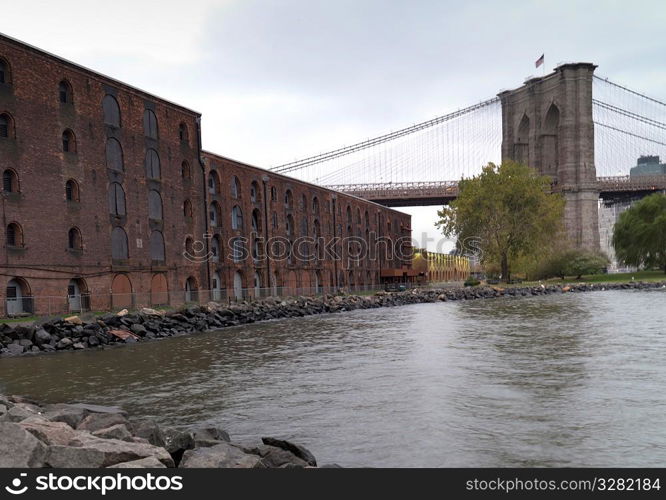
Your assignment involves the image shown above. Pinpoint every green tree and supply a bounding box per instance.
[537,249,609,280]
[436,161,565,283]
[613,193,666,273]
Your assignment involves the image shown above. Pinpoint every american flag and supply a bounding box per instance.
[535,54,544,68]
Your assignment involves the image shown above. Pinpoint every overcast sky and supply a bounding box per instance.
[3,0,665,250]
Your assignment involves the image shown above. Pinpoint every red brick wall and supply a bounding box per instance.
[0,34,413,316]
[0,34,205,315]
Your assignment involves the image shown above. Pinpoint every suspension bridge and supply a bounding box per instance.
[270,62,666,249]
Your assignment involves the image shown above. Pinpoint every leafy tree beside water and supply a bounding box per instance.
[613,193,666,273]
[436,161,565,283]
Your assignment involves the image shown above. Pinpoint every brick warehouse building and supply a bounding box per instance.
[0,33,412,316]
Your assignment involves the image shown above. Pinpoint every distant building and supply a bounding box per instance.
[630,155,666,177]
[411,249,470,284]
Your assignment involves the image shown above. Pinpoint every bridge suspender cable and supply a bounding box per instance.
[270,96,500,174]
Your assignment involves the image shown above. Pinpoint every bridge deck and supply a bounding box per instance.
[327,176,666,206]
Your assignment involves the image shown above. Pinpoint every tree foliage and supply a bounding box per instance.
[537,249,609,280]
[613,193,666,273]
[436,161,565,282]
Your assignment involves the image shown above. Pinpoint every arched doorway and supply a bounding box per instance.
[253,271,262,298]
[314,271,322,295]
[150,273,169,306]
[68,278,89,312]
[233,271,243,300]
[211,272,222,301]
[111,274,132,310]
[270,271,279,296]
[5,277,32,316]
[185,277,198,303]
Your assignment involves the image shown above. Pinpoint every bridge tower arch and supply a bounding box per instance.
[499,62,600,250]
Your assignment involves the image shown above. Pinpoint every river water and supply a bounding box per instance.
[1,289,665,467]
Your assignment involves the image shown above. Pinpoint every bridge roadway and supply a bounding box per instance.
[327,175,666,207]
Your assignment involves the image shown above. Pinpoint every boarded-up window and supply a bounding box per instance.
[111,227,128,259]
[143,109,158,139]
[145,149,160,179]
[231,176,240,198]
[149,231,165,262]
[103,95,121,127]
[232,205,243,230]
[106,138,123,171]
[148,190,162,220]
[108,182,126,216]
[0,59,8,84]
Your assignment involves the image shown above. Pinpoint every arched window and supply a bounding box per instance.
[250,181,259,202]
[184,236,194,255]
[270,186,277,202]
[3,169,18,193]
[111,227,128,260]
[356,208,361,224]
[148,190,163,220]
[286,214,294,237]
[209,201,221,227]
[301,217,308,237]
[211,235,220,262]
[143,109,158,139]
[181,161,191,180]
[58,80,72,104]
[65,179,79,201]
[6,222,23,247]
[301,194,307,211]
[365,210,370,227]
[105,138,123,171]
[251,209,261,233]
[62,129,76,153]
[108,182,126,216]
[183,199,193,218]
[145,149,160,179]
[272,212,278,229]
[0,58,9,84]
[231,176,240,198]
[68,227,82,250]
[149,231,165,263]
[284,189,293,209]
[185,276,198,302]
[232,205,243,230]
[231,237,244,262]
[179,122,188,143]
[208,170,220,194]
[102,95,121,127]
[312,197,319,213]
[0,113,14,138]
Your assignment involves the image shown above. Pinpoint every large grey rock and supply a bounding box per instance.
[133,420,165,447]
[77,412,129,432]
[92,424,134,442]
[162,427,195,467]
[191,426,231,448]
[56,337,73,349]
[0,422,48,467]
[107,456,167,468]
[42,405,89,428]
[0,403,40,422]
[251,444,309,468]
[179,442,264,468]
[46,434,174,468]
[20,417,77,446]
[261,437,317,466]
[5,343,25,355]
[34,328,52,346]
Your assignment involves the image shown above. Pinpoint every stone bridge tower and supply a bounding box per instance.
[498,62,600,250]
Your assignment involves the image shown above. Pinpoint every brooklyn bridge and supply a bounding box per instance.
[270,62,666,250]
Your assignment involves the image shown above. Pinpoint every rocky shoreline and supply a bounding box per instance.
[1,281,664,358]
[0,394,328,468]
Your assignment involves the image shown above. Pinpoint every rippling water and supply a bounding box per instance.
[1,289,665,467]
